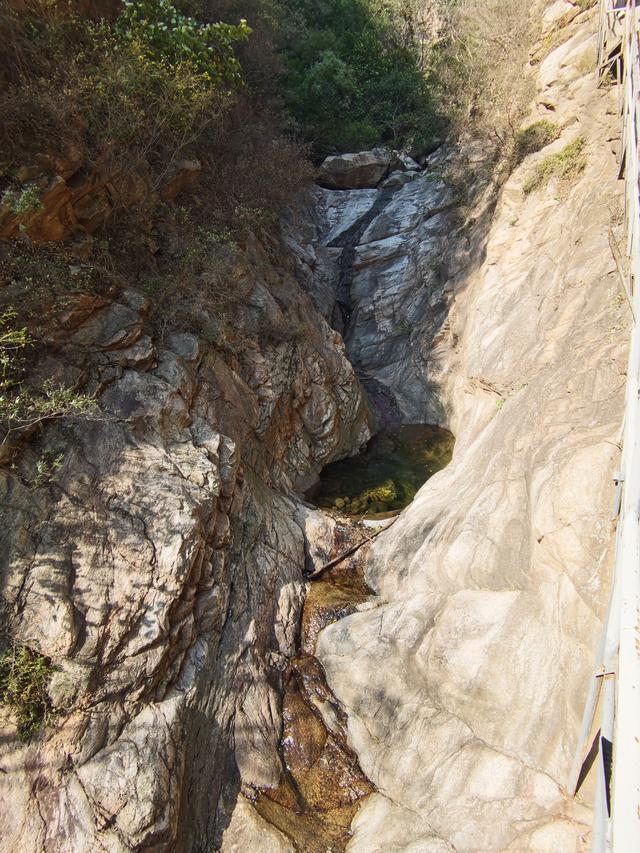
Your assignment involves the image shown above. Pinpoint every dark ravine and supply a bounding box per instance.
[249,418,454,849]
[310,425,454,518]
[0,4,622,852]
[241,161,459,847]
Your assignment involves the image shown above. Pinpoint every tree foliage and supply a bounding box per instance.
[273,0,445,156]
[115,0,251,87]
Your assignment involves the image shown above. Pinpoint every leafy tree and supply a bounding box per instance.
[116,0,251,87]
[272,0,445,156]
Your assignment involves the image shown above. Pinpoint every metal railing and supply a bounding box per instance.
[568,2,640,850]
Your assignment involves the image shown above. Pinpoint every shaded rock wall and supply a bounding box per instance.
[0,233,372,851]
[289,149,467,428]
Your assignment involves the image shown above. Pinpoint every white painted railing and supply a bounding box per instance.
[569,2,640,850]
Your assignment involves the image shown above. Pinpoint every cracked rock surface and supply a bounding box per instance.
[0,233,372,852]
[0,4,627,852]
[316,8,628,852]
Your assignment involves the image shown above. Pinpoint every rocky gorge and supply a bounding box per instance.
[0,2,630,851]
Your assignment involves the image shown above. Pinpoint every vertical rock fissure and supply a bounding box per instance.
[327,187,399,340]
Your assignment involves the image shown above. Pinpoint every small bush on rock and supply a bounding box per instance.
[0,308,30,390]
[0,643,56,741]
[513,120,560,164]
[0,306,95,447]
[523,136,587,194]
[1,184,44,217]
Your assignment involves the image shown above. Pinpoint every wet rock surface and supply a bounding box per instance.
[228,517,377,853]
[309,424,454,518]
[251,653,374,853]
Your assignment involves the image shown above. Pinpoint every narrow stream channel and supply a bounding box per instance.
[246,157,455,851]
[248,425,454,851]
[251,518,375,853]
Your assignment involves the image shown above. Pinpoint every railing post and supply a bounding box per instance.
[577,3,640,850]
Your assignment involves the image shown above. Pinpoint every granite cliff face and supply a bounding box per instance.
[0,2,627,851]
[314,6,628,852]
[0,235,372,851]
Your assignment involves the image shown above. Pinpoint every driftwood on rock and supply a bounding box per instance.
[306,516,398,580]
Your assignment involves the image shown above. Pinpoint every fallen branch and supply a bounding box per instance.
[306,516,399,580]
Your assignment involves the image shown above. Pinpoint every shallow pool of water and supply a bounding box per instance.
[309,425,454,518]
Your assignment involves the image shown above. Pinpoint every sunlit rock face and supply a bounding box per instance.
[316,8,628,852]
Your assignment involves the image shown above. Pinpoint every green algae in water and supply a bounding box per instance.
[310,425,454,518]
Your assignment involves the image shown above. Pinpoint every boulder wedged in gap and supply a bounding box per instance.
[316,149,392,189]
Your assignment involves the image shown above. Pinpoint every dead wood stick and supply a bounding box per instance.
[306,516,399,580]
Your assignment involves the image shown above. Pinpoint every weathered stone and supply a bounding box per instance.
[316,14,625,850]
[316,149,392,189]
[0,7,623,853]
[305,174,455,425]
[294,505,336,575]
[379,169,420,189]
[160,158,202,201]
[0,216,373,852]
[221,797,295,853]
[542,0,583,37]
[539,28,598,89]
[389,151,421,172]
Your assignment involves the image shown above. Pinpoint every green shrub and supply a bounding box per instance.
[0,308,30,390]
[33,450,64,487]
[77,2,251,172]
[1,183,44,217]
[0,307,95,442]
[513,120,560,164]
[0,643,56,741]
[276,0,444,156]
[0,381,96,433]
[523,136,587,194]
[0,2,251,176]
[115,0,251,88]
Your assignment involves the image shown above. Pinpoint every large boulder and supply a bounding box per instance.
[541,0,582,37]
[316,149,392,189]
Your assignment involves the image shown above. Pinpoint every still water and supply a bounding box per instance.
[309,425,454,518]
